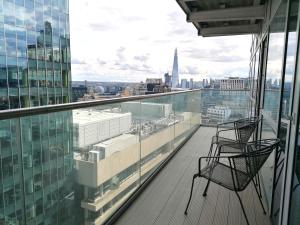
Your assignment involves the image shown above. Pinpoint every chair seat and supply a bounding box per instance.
[211,136,243,154]
[211,135,235,144]
[218,141,248,154]
[200,161,249,191]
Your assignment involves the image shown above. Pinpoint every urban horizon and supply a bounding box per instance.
[70,0,252,82]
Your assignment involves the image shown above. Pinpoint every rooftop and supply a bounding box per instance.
[73,110,130,125]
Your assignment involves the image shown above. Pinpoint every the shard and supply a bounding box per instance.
[171,48,179,88]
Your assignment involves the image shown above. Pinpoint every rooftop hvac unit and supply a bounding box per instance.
[88,150,102,162]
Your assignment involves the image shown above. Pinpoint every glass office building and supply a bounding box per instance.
[0,1,74,225]
[0,0,71,109]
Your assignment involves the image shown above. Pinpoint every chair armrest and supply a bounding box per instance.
[217,121,235,127]
[217,121,235,130]
[218,141,247,153]
[198,155,230,174]
[216,127,237,140]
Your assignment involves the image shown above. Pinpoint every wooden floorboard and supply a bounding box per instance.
[114,127,271,225]
[227,191,242,225]
[211,187,230,225]
[196,183,220,225]
[251,183,272,225]
[153,129,213,225]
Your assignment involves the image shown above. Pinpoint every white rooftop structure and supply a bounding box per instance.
[73,110,130,125]
[73,110,132,148]
[121,102,172,118]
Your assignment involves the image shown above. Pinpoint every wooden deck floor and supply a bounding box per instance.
[114,127,271,225]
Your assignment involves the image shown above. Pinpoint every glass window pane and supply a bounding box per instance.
[261,0,288,211]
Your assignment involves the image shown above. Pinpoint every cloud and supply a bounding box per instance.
[71,58,86,64]
[183,47,247,63]
[70,0,252,82]
[133,54,150,62]
[116,47,126,61]
[97,58,107,65]
[168,27,194,36]
[181,65,201,75]
[122,16,147,22]
[89,22,115,31]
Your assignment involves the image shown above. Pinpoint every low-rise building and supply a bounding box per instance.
[220,77,246,90]
[206,106,231,123]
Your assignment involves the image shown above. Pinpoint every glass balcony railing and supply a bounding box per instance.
[0,89,251,225]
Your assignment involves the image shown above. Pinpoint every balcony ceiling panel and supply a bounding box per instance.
[176,0,266,37]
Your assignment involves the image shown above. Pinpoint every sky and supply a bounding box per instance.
[69,0,252,82]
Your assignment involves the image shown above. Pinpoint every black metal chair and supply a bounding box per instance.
[210,117,263,198]
[184,139,280,225]
[207,117,260,158]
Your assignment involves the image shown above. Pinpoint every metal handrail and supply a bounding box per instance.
[0,89,200,120]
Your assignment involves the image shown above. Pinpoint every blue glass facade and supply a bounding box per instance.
[0,1,75,225]
[0,0,71,109]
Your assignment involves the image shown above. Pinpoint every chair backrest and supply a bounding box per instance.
[234,117,260,143]
[228,139,279,191]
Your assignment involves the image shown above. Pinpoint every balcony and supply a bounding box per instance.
[0,89,271,225]
[114,127,271,225]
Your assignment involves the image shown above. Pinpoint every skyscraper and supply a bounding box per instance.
[181,78,188,89]
[171,48,179,88]
[0,1,71,109]
[0,1,75,225]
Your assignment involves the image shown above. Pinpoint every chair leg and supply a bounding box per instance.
[256,174,263,198]
[252,180,266,214]
[202,179,211,197]
[184,174,199,215]
[207,142,214,161]
[235,191,250,225]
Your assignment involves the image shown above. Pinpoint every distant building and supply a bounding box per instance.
[145,78,170,94]
[121,102,172,119]
[220,77,246,90]
[181,79,188,89]
[190,78,194,89]
[164,73,172,87]
[206,106,231,123]
[171,49,179,88]
[203,79,209,88]
[274,79,279,87]
[72,86,88,102]
[133,82,147,95]
[193,81,203,89]
[121,86,134,97]
[212,79,221,89]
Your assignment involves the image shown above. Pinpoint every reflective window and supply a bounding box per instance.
[269,0,300,223]
[0,0,71,224]
[289,115,300,224]
[287,0,300,224]
[261,0,288,211]
[0,55,7,88]
[17,29,27,58]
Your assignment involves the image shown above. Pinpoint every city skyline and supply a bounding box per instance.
[69,0,252,82]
